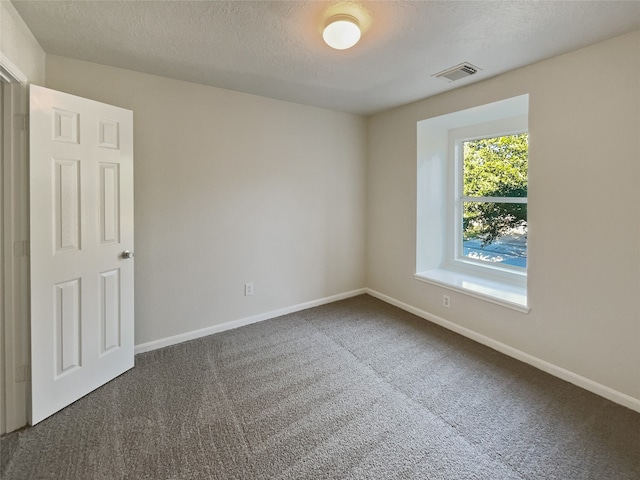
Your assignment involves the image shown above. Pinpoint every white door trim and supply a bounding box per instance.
[1,58,29,434]
[0,53,28,84]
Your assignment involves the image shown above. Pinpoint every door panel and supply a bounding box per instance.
[30,85,134,424]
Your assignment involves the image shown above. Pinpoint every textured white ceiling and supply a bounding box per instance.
[11,0,640,115]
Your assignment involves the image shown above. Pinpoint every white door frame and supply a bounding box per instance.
[1,54,30,434]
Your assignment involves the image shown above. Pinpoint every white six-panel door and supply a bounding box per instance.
[29,85,134,424]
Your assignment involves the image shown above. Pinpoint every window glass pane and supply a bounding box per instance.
[462,202,527,268]
[463,133,528,198]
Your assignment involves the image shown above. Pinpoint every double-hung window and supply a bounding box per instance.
[454,132,528,270]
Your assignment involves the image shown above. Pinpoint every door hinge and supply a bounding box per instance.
[15,365,30,383]
[14,114,28,131]
[13,240,28,257]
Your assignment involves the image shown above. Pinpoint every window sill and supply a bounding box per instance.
[414,269,529,313]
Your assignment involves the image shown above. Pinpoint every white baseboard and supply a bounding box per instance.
[365,288,640,414]
[134,288,367,355]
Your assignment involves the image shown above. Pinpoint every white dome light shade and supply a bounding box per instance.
[323,15,361,50]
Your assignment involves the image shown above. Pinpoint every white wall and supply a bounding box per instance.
[367,31,640,404]
[46,56,367,346]
[0,0,45,83]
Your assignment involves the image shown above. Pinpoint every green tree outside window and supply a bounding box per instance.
[462,133,528,246]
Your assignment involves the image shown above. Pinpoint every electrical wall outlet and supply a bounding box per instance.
[244,282,254,296]
[443,294,451,308]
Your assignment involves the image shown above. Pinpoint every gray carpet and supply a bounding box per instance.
[1,294,639,479]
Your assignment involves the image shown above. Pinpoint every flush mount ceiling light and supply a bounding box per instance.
[323,14,361,50]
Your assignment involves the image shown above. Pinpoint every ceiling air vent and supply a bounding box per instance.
[433,63,480,82]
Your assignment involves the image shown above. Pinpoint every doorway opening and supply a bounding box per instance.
[1,65,30,435]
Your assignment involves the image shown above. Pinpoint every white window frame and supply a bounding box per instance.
[445,117,528,286]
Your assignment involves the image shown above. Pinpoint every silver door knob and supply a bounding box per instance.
[121,250,134,259]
